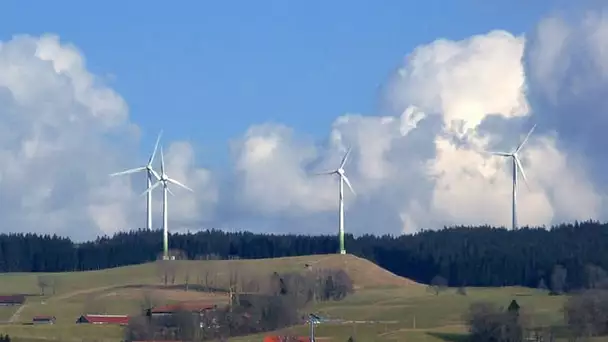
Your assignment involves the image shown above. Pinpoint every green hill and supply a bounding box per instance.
[0,255,566,342]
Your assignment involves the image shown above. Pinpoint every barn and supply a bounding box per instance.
[146,303,217,318]
[0,295,25,306]
[32,315,56,324]
[76,314,130,325]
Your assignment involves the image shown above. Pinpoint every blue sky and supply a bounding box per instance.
[3,0,608,238]
[0,0,560,168]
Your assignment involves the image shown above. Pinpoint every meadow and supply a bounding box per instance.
[0,254,578,341]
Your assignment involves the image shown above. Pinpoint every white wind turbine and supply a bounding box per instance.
[488,124,536,230]
[315,148,356,255]
[110,131,163,231]
[143,146,193,260]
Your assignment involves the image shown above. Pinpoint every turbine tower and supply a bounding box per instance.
[489,124,536,230]
[316,148,355,255]
[110,131,163,231]
[143,146,193,260]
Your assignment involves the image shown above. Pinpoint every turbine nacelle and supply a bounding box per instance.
[141,146,193,197]
[486,124,536,190]
[314,148,355,195]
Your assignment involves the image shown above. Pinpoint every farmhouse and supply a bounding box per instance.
[146,303,218,318]
[76,314,130,325]
[263,337,310,342]
[0,295,25,306]
[32,315,55,325]
[146,303,220,330]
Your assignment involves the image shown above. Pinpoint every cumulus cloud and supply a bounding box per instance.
[227,8,607,235]
[3,2,608,240]
[0,34,216,240]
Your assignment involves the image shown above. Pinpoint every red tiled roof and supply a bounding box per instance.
[81,314,130,325]
[263,337,310,342]
[0,295,25,303]
[151,302,216,313]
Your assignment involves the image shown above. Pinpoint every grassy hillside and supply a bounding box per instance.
[0,254,575,342]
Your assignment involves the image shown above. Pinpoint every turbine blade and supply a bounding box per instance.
[147,130,163,166]
[167,178,193,192]
[160,146,165,175]
[486,151,512,157]
[313,170,337,176]
[339,147,352,169]
[149,169,161,181]
[110,166,146,177]
[140,180,162,197]
[166,186,175,196]
[342,174,356,195]
[515,124,537,153]
[514,156,530,190]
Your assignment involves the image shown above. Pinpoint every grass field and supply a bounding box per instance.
[0,254,577,341]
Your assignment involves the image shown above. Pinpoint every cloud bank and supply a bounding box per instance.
[1,4,608,240]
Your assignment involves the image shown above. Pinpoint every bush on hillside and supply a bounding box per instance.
[465,301,527,342]
[125,268,354,341]
[428,275,448,295]
[564,289,608,338]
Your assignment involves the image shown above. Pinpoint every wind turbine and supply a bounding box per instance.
[307,313,342,341]
[315,148,356,255]
[143,146,193,260]
[488,124,536,230]
[110,131,163,231]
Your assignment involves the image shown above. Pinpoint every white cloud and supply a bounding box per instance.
[3,2,608,240]
[0,34,216,240]
[227,16,606,235]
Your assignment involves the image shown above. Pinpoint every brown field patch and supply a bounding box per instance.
[96,286,229,304]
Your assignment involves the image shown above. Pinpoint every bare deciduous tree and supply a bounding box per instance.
[228,265,240,307]
[585,264,608,289]
[37,275,49,296]
[466,301,528,342]
[537,278,548,291]
[550,264,567,295]
[184,269,190,292]
[429,275,448,295]
[456,286,467,296]
[564,289,608,338]
[124,315,153,342]
[140,290,158,312]
[156,260,177,286]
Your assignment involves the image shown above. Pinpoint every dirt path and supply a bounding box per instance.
[49,285,122,301]
[9,303,26,323]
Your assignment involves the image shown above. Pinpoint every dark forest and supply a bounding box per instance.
[1,220,607,289]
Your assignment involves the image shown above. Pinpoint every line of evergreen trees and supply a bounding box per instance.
[1,220,607,288]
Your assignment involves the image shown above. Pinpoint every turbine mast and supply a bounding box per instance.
[338,175,345,255]
[147,172,153,231]
[163,182,169,260]
[512,156,517,230]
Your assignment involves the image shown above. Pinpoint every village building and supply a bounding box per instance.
[0,295,25,306]
[32,315,55,325]
[76,314,130,326]
[146,303,218,318]
[146,303,219,330]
